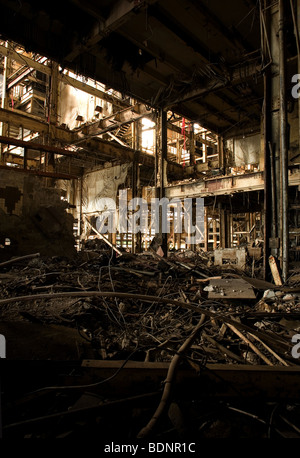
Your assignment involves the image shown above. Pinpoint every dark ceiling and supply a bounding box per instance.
[0,0,295,136]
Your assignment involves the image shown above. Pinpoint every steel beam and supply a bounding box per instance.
[0,44,131,109]
[165,61,263,108]
[263,0,271,279]
[0,136,77,157]
[65,0,159,62]
[0,108,75,143]
[279,0,289,281]
[0,164,78,180]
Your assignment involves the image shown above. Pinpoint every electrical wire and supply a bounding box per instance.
[139,275,173,320]
[97,247,127,328]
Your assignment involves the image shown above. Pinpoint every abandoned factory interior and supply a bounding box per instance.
[0,0,300,442]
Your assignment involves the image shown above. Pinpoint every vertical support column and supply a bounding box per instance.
[49,61,59,126]
[219,204,227,248]
[297,0,300,163]
[245,212,250,244]
[176,138,181,164]
[131,158,138,253]
[218,135,224,171]
[204,206,208,252]
[212,218,218,250]
[46,61,59,181]
[251,213,257,241]
[0,41,8,163]
[23,147,28,170]
[132,122,137,254]
[269,0,282,262]
[155,111,159,191]
[229,213,233,247]
[263,0,271,279]
[136,121,142,252]
[269,141,277,238]
[279,0,289,281]
[202,132,207,163]
[191,198,196,251]
[78,176,83,250]
[190,123,195,166]
[186,198,196,251]
[160,109,168,257]
[132,150,141,253]
[170,213,175,250]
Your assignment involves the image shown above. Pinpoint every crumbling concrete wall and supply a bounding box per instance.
[0,169,76,260]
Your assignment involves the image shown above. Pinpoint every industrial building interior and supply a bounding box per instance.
[0,0,300,442]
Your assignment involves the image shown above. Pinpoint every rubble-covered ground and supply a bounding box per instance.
[1,244,300,439]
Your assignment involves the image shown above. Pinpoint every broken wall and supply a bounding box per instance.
[58,82,112,130]
[0,169,76,259]
[81,163,131,215]
[226,133,263,170]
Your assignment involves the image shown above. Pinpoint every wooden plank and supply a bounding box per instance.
[84,215,123,256]
[207,278,256,299]
[2,358,300,401]
[241,275,279,290]
[269,255,283,286]
[80,360,300,399]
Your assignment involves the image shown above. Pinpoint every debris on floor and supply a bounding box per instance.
[0,249,298,365]
[1,248,300,439]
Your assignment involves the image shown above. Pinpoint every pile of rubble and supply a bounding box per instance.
[0,247,299,367]
[1,246,300,439]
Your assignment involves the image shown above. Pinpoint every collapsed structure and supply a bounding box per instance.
[0,0,300,440]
